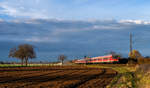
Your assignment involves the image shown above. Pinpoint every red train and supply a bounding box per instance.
[74,54,120,64]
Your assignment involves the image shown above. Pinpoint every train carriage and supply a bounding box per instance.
[74,54,119,64]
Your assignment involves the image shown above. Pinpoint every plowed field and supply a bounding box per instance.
[0,66,117,88]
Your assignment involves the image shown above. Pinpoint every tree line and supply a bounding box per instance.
[8,44,150,66]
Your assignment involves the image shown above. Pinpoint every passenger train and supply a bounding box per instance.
[74,54,120,64]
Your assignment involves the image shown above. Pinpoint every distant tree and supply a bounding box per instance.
[109,51,116,55]
[84,55,90,59]
[109,51,122,58]
[129,50,142,59]
[0,61,4,64]
[145,56,150,58]
[58,55,67,65]
[84,55,87,59]
[128,50,142,64]
[9,44,36,66]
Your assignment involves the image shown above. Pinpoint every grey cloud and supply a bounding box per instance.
[0,19,149,43]
[1,19,150,61]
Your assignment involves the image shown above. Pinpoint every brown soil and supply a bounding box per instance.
[0,66,117,88]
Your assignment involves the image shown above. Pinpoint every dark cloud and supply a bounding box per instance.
[0,19,150,61]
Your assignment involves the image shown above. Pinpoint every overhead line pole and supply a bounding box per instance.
[130,33,133,56]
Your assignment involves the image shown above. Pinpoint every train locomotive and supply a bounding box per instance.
[74,54,120,64]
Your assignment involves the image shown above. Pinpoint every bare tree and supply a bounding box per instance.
[109,51,122,58]
[9,44,36,66]
[9,48,24,66]
[58,55,67,65]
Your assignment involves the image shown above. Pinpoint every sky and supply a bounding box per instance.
[0,0,150,62]
[0,0,150,20]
